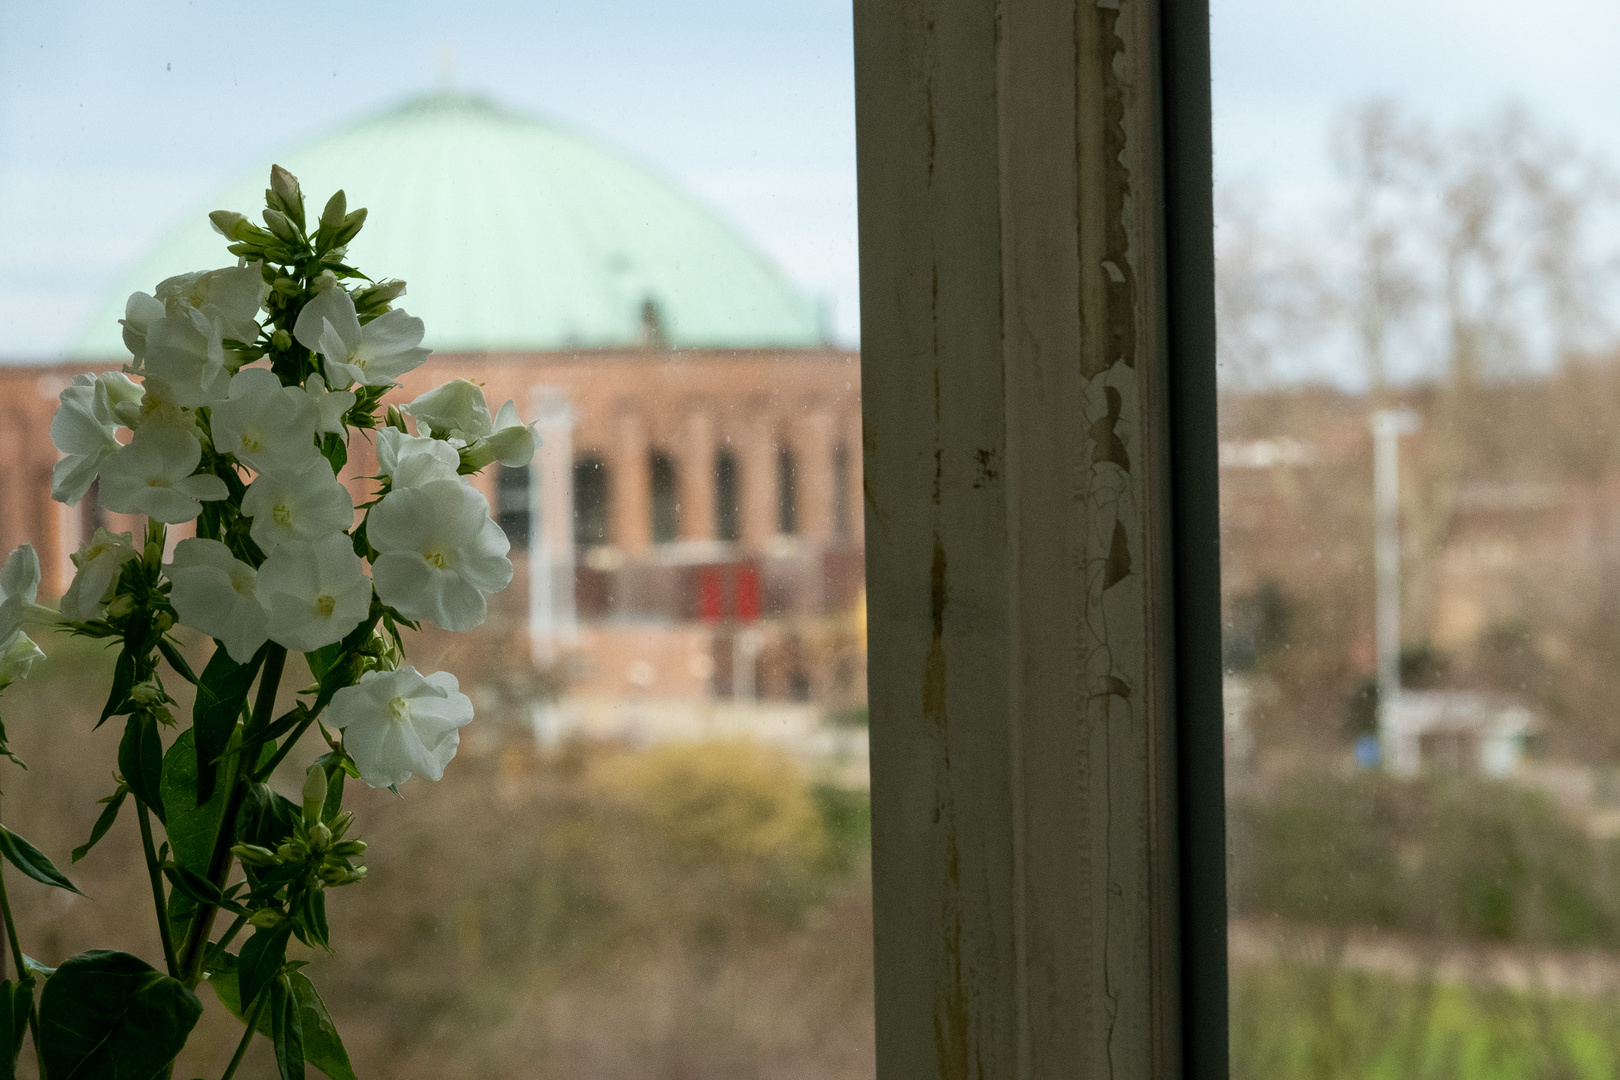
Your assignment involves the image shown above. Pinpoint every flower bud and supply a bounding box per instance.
[130,682,166,706]
[262,208,300,244]
[104,594,136,620]
[331,839,367,858]
[151,609,174,633]
[302,765,328,824]
[272,276,301,297]
[319,189,348,232]
[331,207,368,249]
[269,165,305,229]
[271,328,292,351]
[231,843,279,867]
[385,406,409,433]
[276,843,297,862]
[209,210,251,240]
[330,810,356,839]
[353,278,407,314]
[249,908,286,929]
[308,821,332,851]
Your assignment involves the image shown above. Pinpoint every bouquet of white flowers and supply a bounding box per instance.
[0,165,536,1079]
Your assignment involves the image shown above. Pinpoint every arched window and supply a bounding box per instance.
[495,464,530,545]
[776,445,798,536]
[650,450,680,543]
[715,448,740,542]
[573,455,611,548]
[832,443,852,538]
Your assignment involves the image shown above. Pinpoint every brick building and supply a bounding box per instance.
[2,91,866,710]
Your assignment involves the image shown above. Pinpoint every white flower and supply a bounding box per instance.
[328,666,473,788]
[61,529,139,621]
[50,375,123,505]
[210,368,320,473]
[139,314,232,407]
[0,546,40,654]
[0,634,45,690]
[255,533,372,652]
[471,401,538,470]
[126,377,200,435]
[166,538,268,662]
[376,429,462,490]
[368,480,511,632]
[153,265,265,346]
[302,374,355,442]
[241,458,354,554]
[97,425,229,524]
[130,265,266,406]
[405,380,492,441]
[120,292,167,361]
[292,286,428,389]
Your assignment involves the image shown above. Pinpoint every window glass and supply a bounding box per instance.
[776,445,798,536]
[0,5,868,1076]
[1215,2,1620,1073]
[715,447,741,543]
[496,463,531,544]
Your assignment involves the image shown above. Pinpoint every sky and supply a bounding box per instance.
[3,0,1620,363]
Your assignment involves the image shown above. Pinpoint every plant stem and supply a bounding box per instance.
[218,986,269,1080]
[216,912,249,953]
[254,708,322,782]
[137,802,179,977]
[0,852,45,1077]
[178,646,287,986]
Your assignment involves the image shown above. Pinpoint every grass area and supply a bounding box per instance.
[1233,957,1620,1079]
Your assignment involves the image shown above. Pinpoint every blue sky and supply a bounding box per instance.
[2,0,1618,362]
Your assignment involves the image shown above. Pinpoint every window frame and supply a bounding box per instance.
[852,0,1224,1074]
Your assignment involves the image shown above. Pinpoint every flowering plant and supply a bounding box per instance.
[0,166,535,1078]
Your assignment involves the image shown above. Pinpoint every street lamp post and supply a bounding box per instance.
[1371,408,1421,774]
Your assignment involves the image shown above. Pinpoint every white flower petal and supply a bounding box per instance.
[328,666,472,788]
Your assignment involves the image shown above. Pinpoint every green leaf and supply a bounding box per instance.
[72,784,129,862]
[0,826,82,895]
[118,713,165,824]
[208,966,354,1079]
[293,888,329,952]
[287,972,354,1080]
[159,731,224,874]
[192,644,264,804]
[161,865,244,915]
[0,715,27,776]
[155,639,199,685]
[304,644,342,684]
[319,432,347,476]
[98,646,136,728]
[270,975,305,1080]
[0,977,34,1077]
[38,950,201,1080]
[238,923,291,1018]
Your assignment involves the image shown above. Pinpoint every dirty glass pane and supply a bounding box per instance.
[0,4,868,1076]
[1214,2,1620,1074]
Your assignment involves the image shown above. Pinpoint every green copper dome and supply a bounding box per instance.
[72,92,824,358]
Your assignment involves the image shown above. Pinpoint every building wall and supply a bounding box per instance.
[0,348,865,704]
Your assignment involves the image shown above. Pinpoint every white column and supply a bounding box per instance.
[529,387,578,663]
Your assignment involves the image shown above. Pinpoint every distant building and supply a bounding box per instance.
[0,92,865,708]
[1385,690,1536,778]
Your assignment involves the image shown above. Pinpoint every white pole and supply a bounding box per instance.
[1371,408,1420,774]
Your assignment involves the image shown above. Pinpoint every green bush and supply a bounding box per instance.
[1230,772,1618,948]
